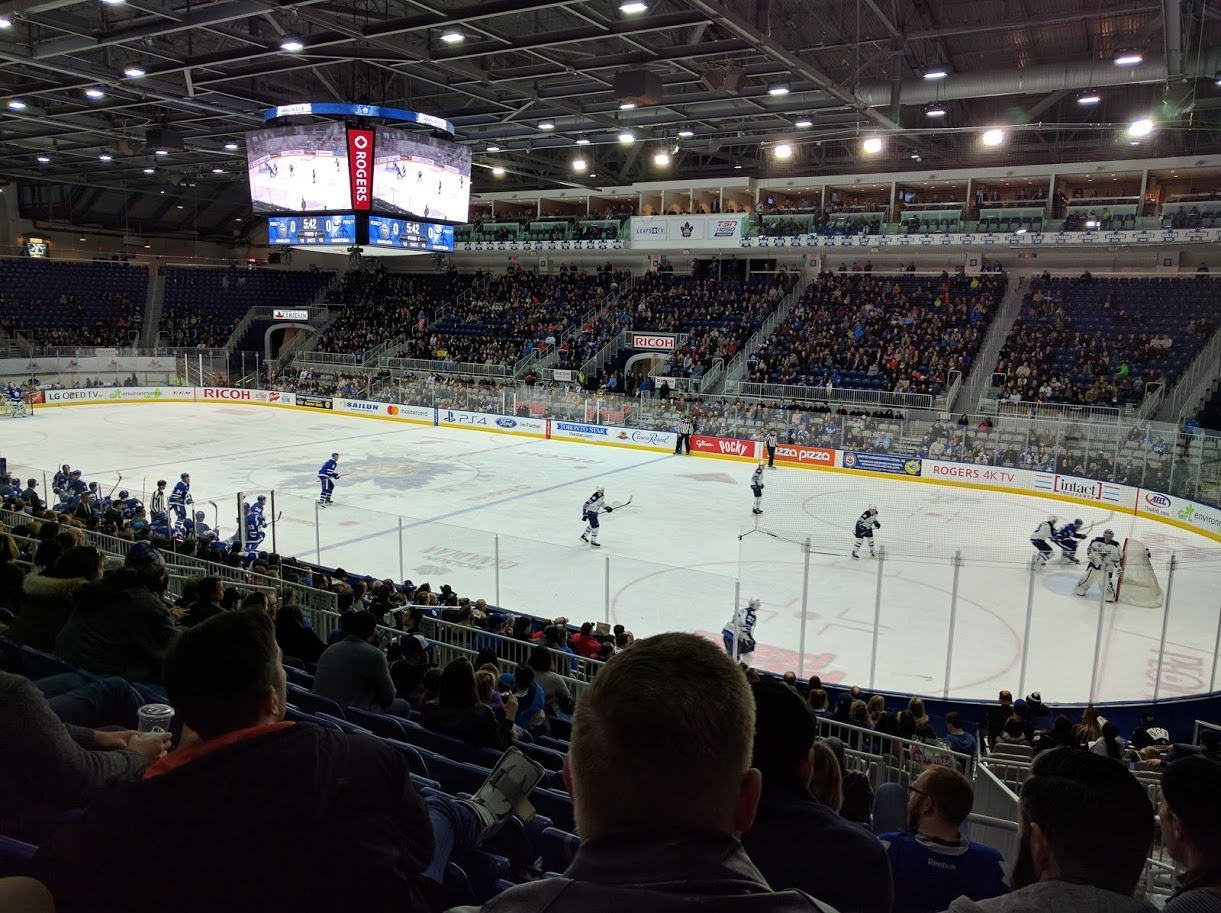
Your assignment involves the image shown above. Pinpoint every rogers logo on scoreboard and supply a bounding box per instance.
[631,334,675,350]
[775,444,834,465]
[348,129,373,211]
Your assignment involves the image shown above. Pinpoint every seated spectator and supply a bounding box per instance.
[946,748,1155,912]
[498,662,547,736]
[420,657,515,750]
[742,680,892,913]
[0,533,25,613]
[1074,706,1103,745]
[54,542,178,683]
[818,735,875,826]
[0,669,168,842]
[1089,721,1126,761]
[527,644,574,716]
[312,610,410,715]
[807,687,829,717]
[942,711,977,756]
[808,740,844,811]
[877,766,1008,913]
[1158,755,1221,912]
[274,600,327,664]
[1032,715,1078,754]
[451,632,836,913]
[570,622,601,658]
[985,689,1014,749]
[389,633,436,701]
[182,575,225,628]
[991,717,1034,757]
[33,609,439,913]
[1131,709,1172,749]
[8,545,103,651]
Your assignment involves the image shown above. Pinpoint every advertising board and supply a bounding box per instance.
[691,435,759,460]
[773,444,838,467]
[842,451,922,476]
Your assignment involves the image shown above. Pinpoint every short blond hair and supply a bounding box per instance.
[809,741,843,812]
[569,633,754,836]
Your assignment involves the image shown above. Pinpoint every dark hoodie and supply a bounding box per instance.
[7,572,89,651]
[53,569,179,682]
[32,723,435,913]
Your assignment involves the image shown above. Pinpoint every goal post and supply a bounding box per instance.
[1116,538,1164,608]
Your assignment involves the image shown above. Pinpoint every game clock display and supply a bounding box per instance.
[268,215,357,246]
[367,215,454,252]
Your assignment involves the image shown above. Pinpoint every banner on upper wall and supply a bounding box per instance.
[1,355,181,375]
[738,227,1221,251]
[773,443,837,467]
[842,451,922,476]
[629,214,748,249]
[690,435,759,460]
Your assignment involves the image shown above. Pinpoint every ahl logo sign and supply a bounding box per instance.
[631,334,676,350]
[1145,493,1172,508]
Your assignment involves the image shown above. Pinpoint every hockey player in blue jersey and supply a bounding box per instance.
[852,505,881,559]
[169,473,192,522]
[1030,515,1057,565]
[1052,518,1086,563]
[63,471,88,508]
[150,511,173,539]
[318,453,340,505]
[4,384,25,417]
[722,597,760,663]
[580,486,612,547]
[244,508,266,549]
[750,462,765,515]
[52,465,72,501]
[250,494,268,523]
[116,490,142,521]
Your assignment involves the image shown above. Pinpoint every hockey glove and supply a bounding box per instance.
[605,506,613,512]
[874,521,881,529]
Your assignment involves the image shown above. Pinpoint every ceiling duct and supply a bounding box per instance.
[698,65,746,95]
[614,69,663,106]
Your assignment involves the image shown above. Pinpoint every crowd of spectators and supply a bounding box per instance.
[746,271,1006,397]
[1,289,143,349]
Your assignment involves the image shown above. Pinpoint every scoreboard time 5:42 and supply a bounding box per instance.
[268,215,357,246]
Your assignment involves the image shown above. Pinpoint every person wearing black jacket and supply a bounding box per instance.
[33,608,436,913]
[420,657,515,750]
[182,576,225,628]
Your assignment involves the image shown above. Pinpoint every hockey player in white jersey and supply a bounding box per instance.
[1074,529,1121,600]
[579,486,612,547]
[1030,515,1057,565]
[750,462,765,515]
[1053,518,1086,563]
[722,597,760,663]
[852,506,880,559]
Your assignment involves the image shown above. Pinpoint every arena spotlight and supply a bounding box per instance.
[98,152,113,161]
[123,65,145,78]
[677,127,695,137]
[618,131,636,144]
[653,151,670,166]
[1077,92,1101,105]
[793,118,812,128]
[85,87,105,99]
[280,37,304,52]
[862,136,883,155]
[440,29,464,43]
[537,120,555,130]
[143,167,155,174]
[491,165,505,176]
[1127,117,1154,137]
[981,128,1005,146]
[1114,51,1143,66]
[572,157,587,171]
[224,141,239,151]
[575,135,591,145]
[7,99,26,110]
[619,1,648,12]
[36,155,50,163]
[923,67,948,80]
[0,15,10,27]
[925,106,946,118]
[773,144,793,159]
[486,144,501,152]
[767,82,790,96]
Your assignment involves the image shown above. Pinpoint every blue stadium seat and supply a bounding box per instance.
[344,707,409,740]
[285,683,346,719]
[19,645,78,680]
[540,827,580,874]
[529,788,576,833]
[428,756,492,795]
[314,712,373,735]
[519,743,566,771]
[385,739,431,778]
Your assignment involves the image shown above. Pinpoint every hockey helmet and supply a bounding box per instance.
[1074,518,1084,527]
[154,511,168,522]
[180,472,190,480]
[70,470,81,477]
[1048,515,1057,523]
[118,490,129,499]
[194,510,206,521]
[748,597,761,609]
[331,452,339,459]
[597,485,605,495]
[257,495,267,503]
[868,504,878,513]
[1103,528,1114,538]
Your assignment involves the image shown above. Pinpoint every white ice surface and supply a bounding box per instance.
[7,402,1221,703]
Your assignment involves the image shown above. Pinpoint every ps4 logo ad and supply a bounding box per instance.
[445,411,488,425]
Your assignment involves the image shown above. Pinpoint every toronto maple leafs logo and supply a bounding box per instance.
[680,222,694,238]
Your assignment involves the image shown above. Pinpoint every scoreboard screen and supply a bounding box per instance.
[368,215,454,252]
[370,127,472,224]
[247,123,352,214]
[268,215,357,246]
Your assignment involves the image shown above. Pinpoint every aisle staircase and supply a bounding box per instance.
[961,276,1026,411]
[141,271,165,348]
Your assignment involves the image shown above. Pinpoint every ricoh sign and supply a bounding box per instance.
[630,333,676,350]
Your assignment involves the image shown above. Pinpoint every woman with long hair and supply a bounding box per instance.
[9,545,103,651]
[1074,706,1103,745]
[420,657,515,749]
[0,534,27,614]
[1089,721,1125,760]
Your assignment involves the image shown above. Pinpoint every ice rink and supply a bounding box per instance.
[8,402,1221,704]
[371,164,468,222]
[250,153,351,212]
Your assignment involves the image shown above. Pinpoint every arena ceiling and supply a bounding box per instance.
[0,0,1218,241]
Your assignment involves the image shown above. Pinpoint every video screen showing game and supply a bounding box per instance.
[247,123,352,214]
[367,215,455,252]
[370,127,471,224]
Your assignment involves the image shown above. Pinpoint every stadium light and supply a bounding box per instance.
[537,119,555,130]
[8,99,26,110]
[619,1,648,12]
[1127,117,1154,137]
[773,144,793,159]
[154,149,168,156]
[618,102,636,110]
[123,65,145,78]
[224,141,239,151]
[212,167,224,174]
[280,37,304,52]
[793,118,812,128]
[1114,51,1143,66]
[768,82,790,96]
[36,155,50,163]
[618,131,636,144]
[677,127,695,137]
[99,0,124,5]
[486,144,501,152]
[572,157,587,171]
[923,67,948,80]
[653,151,670,166]
[1077,92,1101,105]
[491,166,505,176]
[85,87,105,99]
[143,167,155,174]
[440,29,464,43]
[862,136,883,155]
[981,128,1005,146]
[574,135,591,145]
[98,152,112,161]
[0,15,10,27]
[925,105,946,118]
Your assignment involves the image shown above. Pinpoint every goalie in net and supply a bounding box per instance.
[5,384,32,418]
[1073,529,1164,607]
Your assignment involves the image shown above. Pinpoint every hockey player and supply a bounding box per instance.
[5,384,25,417]
[150,510,173,540]
[244,508,265,549]
[150,480,167,517]
[116,490,142,521]
[852,505,881,559]
[1075,529,1122,601]
[169,473,192,522]
[250,494,268,524]
[318,452,340,505]
[52,465,72,501]
[65,471,88,508]
[580,486,612,548]
[722,597,760,663]
[1053,518,1086,563]
[1030,515,1057,565]
[750,462,765,515]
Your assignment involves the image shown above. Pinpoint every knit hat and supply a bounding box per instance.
[125,542,165,571]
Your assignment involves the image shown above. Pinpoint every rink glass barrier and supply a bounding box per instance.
[7,384,1221,702]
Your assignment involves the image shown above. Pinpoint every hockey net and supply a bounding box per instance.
[1116,538,1164,607]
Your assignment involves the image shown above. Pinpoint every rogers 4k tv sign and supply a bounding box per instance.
[347,129,373,211]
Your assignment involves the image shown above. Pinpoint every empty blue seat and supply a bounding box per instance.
[285,683,346,720]
[540,827,580,874]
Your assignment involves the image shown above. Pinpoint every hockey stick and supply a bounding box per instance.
[602,495,632,512]
[106,473,124,501]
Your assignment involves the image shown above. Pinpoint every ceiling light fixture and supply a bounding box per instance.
[1128,117,1154,136]
[768,82,790,96]
[154,149,168,156]
[619,1,648,12]
[618,101,636,110]
[36,155,50,163]
[1077,92,1101,105]
[123,65,145,78]
[280,37,304,52]
[653,151,670,165]
[575,135,591,145]
[773,144,793,159]
[1114,51,1143,66]
[981,128,1005,146]
[537,119,555,130]
[1129,140,1142,146]
[492,165,505,176]
[100,0,124,6]
[212,167,224,174]
[677,127,695,137]
[440,29,464,43]
[143,167,155,174]
[224,141,239,151]
[1215,70,1221,87]
[0,15,11,27]
[733,163,742,170]
[572,157,587,171]
[618,131,636,144]
[925,105,946,118]
[923,67,948,80]
[8,99,26,110]
[486,144,501,152]
[98,152,113,161]
[793,118,812,128]
[862,136,883,155]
